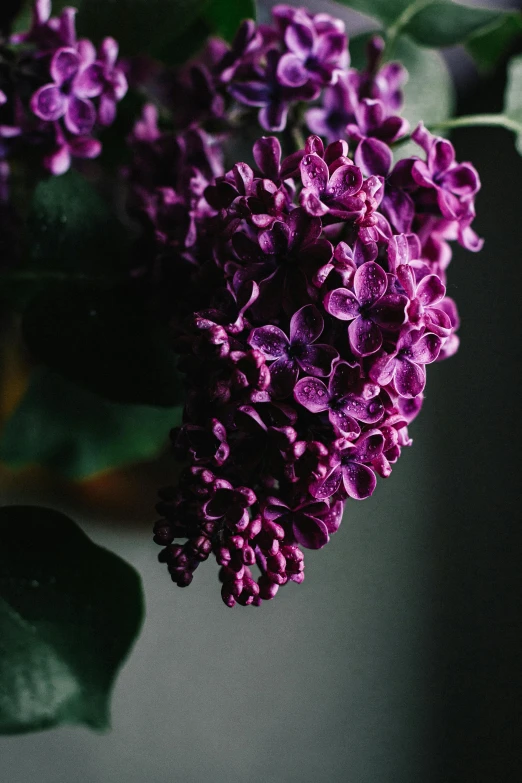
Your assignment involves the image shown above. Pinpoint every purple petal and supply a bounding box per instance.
[353,430,384,462]
[439,163,480,196]
[355,138,392,177]
[298,343,338,376]
[50,48,80,86]
[324,288,359,320]
[248,324,289,359]
[228,81,270,107]
[309,465,342,500]
[381,186,414,234]
[348,316,383,357]
[98,94,116,126]
[285,21,314,57]
[300,153,329,196]
[30,85,67,121]
[74,62,104,98]
[395,357,426,398]
[68,136,101,159]
[328,360,359,397]
[429,137,455,177]
[370,293,407,330]
[292,513,329,549]
[320,499,344,533]
[315,31,347,64]
[300,188,329,216]
[290,303,323,346]
[410,332,442,364]
[259,101,288,132]
[269,356,299,399]
[353,261,387,307]
[341,460,376,500]
[253,136,281,180]
[44,144,71,175]
[277,52,309,87]
[294,377,330,412]
[416,274,445,307]
[326,164,363,199]
[65,96,95,135]
[338,394,383,424]
[329,409,360,437]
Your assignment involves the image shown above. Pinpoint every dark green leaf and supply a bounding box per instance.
[203,0,255,43]
[334,0,407,26]
[22,283,183,407]
[467,12,522,71]
[27,169,128,276]
[0,506,144,734]
[0,369,181,479]
[401,2,502,49]
[395,35,454,131]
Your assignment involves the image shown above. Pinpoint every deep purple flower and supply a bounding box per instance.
[294,360,383,437]
[310,430,384,500]
[248,304,338,398]
[370,327,442,397]
[262,496,340,550]
[299,150,364,218]
[31,46,96,135]
[324,261,407,356]
[76,38,128,126]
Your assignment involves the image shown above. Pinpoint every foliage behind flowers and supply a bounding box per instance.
[0,0,522,734]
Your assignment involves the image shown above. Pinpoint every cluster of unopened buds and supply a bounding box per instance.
[138,5,482,607]
[0,0,127,174]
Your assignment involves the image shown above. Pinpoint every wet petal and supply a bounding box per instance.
[290,303,324,346]
[323,288,359,320]
[338,394,383,423]
[294,377,330,412]
[300,153,329,196]
[410,332,442,364]
[370,293,408,330]
[348,316,383,357]
[416,274,445,307]
[353,430,384,461]
[292,513,329,549]
[395,357,425,397]
[341,460,376,499]
[326,164,363,199]
[298,343,338,376]
[269,356,299,399]
[329,360,359,397]
[309,465,342,500]
[329,409,360,437]
[300,188,329,216]
[248,324,289,359]
[354,261,387,307]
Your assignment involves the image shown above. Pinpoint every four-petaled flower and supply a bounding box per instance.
[370,327,442,398]
[310,430,384,500]
[324,261,407,356]
[249,304,338,398]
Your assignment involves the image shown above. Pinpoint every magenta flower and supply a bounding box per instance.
[248,304,338,398]
[370,327,442,398]
[310,430,384,500]
[262,496,341,550]
[76,38,128,126]
[324,261,407,356]
[31,47,96,135]
[299,150,363,218]
[294,360,383,437]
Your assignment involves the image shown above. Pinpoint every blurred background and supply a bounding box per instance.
[1,1,522,782]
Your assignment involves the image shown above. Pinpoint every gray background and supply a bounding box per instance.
[1,1,522,781]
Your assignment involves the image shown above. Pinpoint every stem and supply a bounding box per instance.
[385,0,435,59]
[428,114,521,133]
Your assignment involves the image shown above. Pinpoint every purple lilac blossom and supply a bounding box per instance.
[123,5,482,606]
[0,0,127,174]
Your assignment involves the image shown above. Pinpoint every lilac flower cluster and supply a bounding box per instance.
[0,0,127,174]
[132,6,482,606]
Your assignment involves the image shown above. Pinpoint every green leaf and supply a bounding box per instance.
[0,506,144,734]
[0,369,181,479]
[203,0,255,42]
[466,12,522,70]
[400,2,503,49]
[22,283,184,407]
[336,0,517,66]
[27,170,128,276]
[395,35,454,131]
